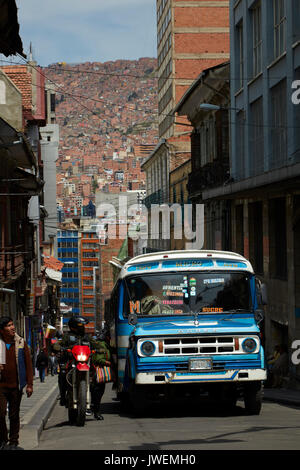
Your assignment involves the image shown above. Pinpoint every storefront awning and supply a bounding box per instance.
[45,267,62,283]
[13,167,44,194]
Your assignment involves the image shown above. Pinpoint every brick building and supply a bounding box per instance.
[142,0,230,253]
[157,0,230,139]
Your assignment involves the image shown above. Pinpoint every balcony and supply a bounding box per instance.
[143,189,163,209]
[187,161,230,197]
[0,245,27,283]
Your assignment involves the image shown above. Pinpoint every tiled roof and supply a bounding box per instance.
[43,255,64,271]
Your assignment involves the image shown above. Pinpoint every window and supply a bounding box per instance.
[274,0,286,58]
[250,97,264,176]
[249,202,263,274]
[236,21,244,90]
[235,111,245,180]
[50,93,56,113]
[269,198,287,279]
[191,131,201,171]
[235,205,244,256]
[270,79,287,169]
[252,2,262,76]
[124,272,252,316]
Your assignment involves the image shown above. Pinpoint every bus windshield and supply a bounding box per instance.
[124,271,252,316]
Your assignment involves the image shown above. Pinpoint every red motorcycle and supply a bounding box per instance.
[65,344,92,426]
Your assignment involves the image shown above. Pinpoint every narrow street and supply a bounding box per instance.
[35,385,300,451]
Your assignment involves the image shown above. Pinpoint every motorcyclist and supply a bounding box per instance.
[53,316,90,406]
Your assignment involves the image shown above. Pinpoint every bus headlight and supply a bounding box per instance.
[141,341,156,356]
[242,337,257,353]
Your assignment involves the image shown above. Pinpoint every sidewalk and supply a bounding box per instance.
[263,386,300,407]
[19,373,59,450]
[15,376,300,450]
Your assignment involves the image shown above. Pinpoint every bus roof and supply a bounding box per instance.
[118,250,254,279]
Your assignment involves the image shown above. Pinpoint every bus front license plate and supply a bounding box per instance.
[189,358,212,371]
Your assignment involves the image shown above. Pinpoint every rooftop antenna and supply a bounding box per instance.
[28,42,35,64]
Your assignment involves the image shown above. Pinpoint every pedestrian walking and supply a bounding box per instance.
[48,352,58,376]
[271,344,289,388]
[36,349,48,383]
[0,316,33,450]
[90,327,115,421]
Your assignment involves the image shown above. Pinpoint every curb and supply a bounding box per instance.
[20,385,59,449]
[263,395,300,407]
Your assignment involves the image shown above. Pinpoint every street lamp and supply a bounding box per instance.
[198,103,242,112]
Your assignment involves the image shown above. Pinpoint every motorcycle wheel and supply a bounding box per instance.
[76,379,87,426]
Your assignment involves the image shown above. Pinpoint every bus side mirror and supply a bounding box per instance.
[128,313,138,326]
[254,309,264,325]
[259,283,268,305]
[256,279,268,306]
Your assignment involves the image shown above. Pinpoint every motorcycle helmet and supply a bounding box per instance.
[68,316,89,336]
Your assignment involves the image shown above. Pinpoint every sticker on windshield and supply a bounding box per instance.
[203,278,225,284]
[202,307,223,312]
[164,290,184,297]
[129,300,140,314]
[162,285,183,291]
[189,277,196,286]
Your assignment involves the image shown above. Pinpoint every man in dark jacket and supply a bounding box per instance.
[0,316,33,450]
[36,349,48,383]
[53,316,90,406]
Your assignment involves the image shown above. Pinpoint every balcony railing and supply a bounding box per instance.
[187,161,230,196]
[0,245,27,282]
[143,189,164,209]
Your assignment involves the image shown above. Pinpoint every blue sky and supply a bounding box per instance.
[15,0,157,66]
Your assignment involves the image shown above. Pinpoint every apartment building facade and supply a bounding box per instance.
[80,229,100,333]
[157,0,230,139]
[57,229,80,322]
[200,0,300,380]
[142,0,230,253]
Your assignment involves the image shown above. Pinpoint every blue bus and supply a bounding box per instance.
[108,250,267,415]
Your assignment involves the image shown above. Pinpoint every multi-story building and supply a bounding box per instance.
[169,158,191,250]
[40,83,60,256]
[198,0,300,382]
[57,228,80,323]
[174,61,230,250]
[142,0,230,253]
[80,229,100,333]
[157,0,230,139]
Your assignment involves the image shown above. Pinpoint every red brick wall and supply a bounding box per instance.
[174,6,229,29]
[99,225,125,317]
[174,33,229,55]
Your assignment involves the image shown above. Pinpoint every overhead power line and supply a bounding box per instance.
[1,54,299,137]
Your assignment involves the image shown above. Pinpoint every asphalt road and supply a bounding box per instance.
[35,384,300,451]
